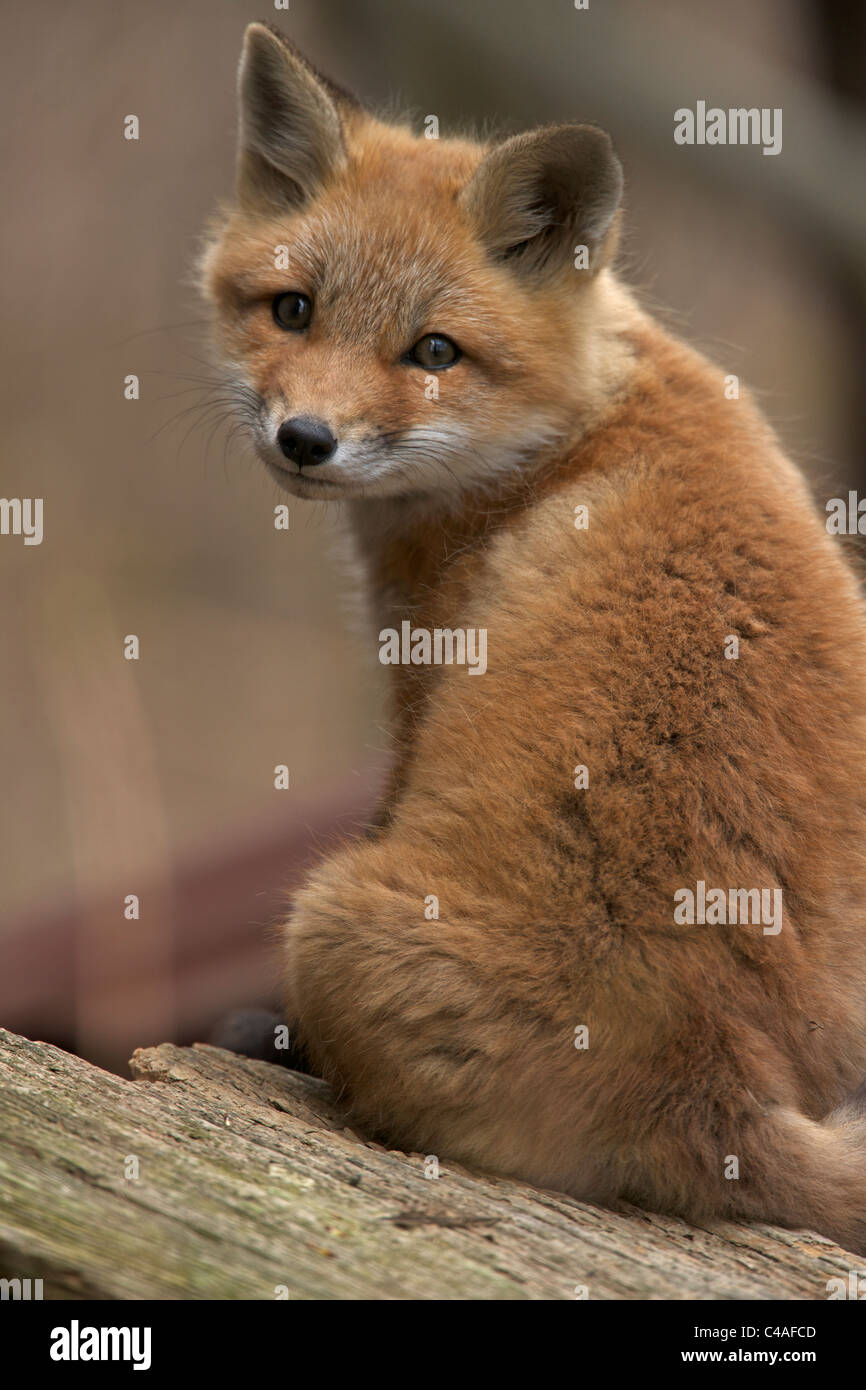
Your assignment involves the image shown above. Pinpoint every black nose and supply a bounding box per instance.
[277,416,337,467]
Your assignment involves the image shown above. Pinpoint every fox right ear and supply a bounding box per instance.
[461,124,623,279]
[236,24,348,212]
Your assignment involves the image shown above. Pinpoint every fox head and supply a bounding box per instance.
[202,23,625,502]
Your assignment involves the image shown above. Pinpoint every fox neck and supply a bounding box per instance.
[340,274,645,811]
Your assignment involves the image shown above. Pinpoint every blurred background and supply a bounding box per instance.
[1,0,864,1072]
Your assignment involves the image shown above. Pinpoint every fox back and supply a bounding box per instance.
[203,24,866,1255]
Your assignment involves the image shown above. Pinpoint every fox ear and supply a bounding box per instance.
[461,124,623,279]
[236,24,349,212]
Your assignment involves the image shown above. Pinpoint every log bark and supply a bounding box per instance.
[0,1027,854,1299]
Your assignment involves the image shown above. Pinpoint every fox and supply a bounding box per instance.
[202,22,866,1254]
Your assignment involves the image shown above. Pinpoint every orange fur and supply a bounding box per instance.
[204,25,866,1252]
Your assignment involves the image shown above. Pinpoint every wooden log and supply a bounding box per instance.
[0,1027,856,1300]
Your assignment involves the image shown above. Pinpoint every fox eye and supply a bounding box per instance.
[406,334,461,369]
[273,291,313,331]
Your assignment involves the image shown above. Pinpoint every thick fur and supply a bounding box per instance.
[203,25,866,1252]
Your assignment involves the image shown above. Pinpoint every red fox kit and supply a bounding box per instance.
[204,23,866,1253]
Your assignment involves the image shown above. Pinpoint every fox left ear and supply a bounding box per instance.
[236,24,352,212]
[460,124,623,279]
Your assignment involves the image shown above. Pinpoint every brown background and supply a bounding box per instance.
[1,0,864,1068]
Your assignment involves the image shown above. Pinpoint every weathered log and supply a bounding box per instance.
[0,1027,855,1299]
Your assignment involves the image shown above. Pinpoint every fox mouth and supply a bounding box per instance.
[258,430,401,498]
[263,456,359,497]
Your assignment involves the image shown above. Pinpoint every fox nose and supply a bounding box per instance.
[277,416,337,467]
